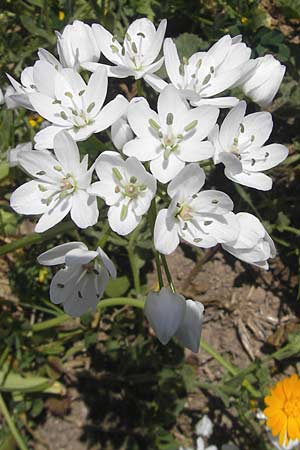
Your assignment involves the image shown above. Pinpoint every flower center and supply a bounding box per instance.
[124,183,139,198]
[284,398,300,417]
[177,203,193,221]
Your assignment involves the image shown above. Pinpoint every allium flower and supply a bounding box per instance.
[241,55,286,107]
[7,142,32,167]
[28,66,128,149]
[124,85,219,183]
[195,415,214,438]
[90,18,167,79]
[145,35,253,108]
[6,59,60,110]
[111,114,134,150]
[144,287,204,352]
[88,151,156,235]
[210,101,288,190]
[222,212,276,269]
[264,374,300,448]
[56,20,100,70]
[10,131,98,232]
[38,241,116,317]
[154,164,239,255]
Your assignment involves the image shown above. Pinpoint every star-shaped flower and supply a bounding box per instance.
[10,131,99,232]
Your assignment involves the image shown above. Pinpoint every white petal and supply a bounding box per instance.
[33,60,57,97]
[28,92,71,126]
[191,96,239,108]
[83,66,107,116]
[97,247,117,279]
[144,287,186,345]
[53,130,80,172]
[195,415,214,438]
[192,190,233,214]
[93,94,128,133]
[142,19,167,65]
[18,150,61,183]
[240,111,272,149]
[108,203,140,236]
[35,197,72,232]
[178,139,214,162]
[127,97,159,138]
[218,152,242,175]
[111,117,134,150]
[88,180,120,205]
[158,85,189,133]
[65,247,98,266]
[167,163,205,200]
[181,105,219,141]
[219,101,246,150]
[175,300,204,353]
[38,242,87,266]
[143,73,168,93]
[92,24,122,65]
[225,168,272,191]
[228,212,265,249]
[10,180,47,215]
[34,125,65,150]
[154,209,179,255]
[123,137,160,161]
[163,38,181,86]
[49,266,82,304]
[150,152,185,184]
[70,190,99,228]
[242,144,288,172]
[94,150,124,182]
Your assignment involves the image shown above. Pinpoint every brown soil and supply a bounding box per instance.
[31,246,299,450]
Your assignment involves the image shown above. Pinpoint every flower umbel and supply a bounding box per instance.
[264,374,300,447]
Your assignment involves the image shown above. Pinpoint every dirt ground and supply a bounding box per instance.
[28,246,300,450]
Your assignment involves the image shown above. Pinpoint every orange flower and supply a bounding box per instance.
[264,374,300,447]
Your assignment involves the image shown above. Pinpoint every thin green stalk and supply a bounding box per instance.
[160,254,175,293]
[200,338,261,398]
[0,393,28,450]
[127,223,144,296]
[136,79,144,97]
[148,200,164,289]
[0,222,74,257]
[31,297,145,332]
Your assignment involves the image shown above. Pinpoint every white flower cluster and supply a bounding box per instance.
[6,18,288,349]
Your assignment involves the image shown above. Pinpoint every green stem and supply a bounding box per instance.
[31,297,145,332]
[0,222,74,257]
[148,200,164,289]
[127,223,144,296]
[136,79,144,97]
[160,254,175,293]
[200,338,261,398]
[0,394,28,450]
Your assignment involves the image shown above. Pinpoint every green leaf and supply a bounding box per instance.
[105,276,130,297]
[0,162,9,181]
[0,370,65,395]
[174,33,208,60]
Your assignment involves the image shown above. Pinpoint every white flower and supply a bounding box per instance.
[145,35,253,108]
[222,212,276,270]
[144,287,204,352]
[90,18,167,79]
[56,20,100,70]
[123,85,219,183]
[241,55,286,107]
[6,59,60,110]
[10,131,98,233]
[7,142,32,167]
[154,164,239,255]
[111,114,134,150]
[37,241,116,317]
[210,101,288,190]
[88,151,156,236]
[28,66,128,149]
[195,415,214,438]
[196,437,217,450]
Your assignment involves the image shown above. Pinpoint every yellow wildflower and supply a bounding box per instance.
[58,11,65,21]
[37,268,49,283]
[240,16,249,25]
[264,374,300,447]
